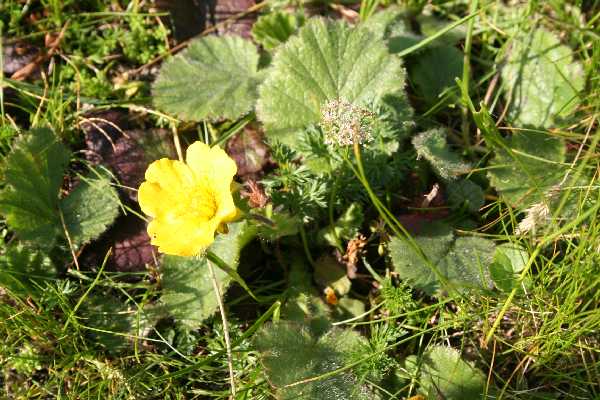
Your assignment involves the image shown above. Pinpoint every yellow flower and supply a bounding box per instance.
[138,142,238,256]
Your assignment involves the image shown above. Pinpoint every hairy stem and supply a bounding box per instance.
[207,261,236,397]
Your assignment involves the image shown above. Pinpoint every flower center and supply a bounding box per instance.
[168,178,218,222]
[187,184,218,221]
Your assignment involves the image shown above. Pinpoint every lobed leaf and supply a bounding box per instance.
[0,244,56,296]
[412,128,471,180]
[502,27,584,128]
[411,345,488,399]
[389,223,494,295]
[447,179,484,213]
[257,18,406,144]
[60,169,121,248]
[160,221,257,328]
[487,131,566,208]
[254,321,372,399]
[409,45,463,107]
[153,35,262,121]
[489,243,529,292]
[0,128,70,248]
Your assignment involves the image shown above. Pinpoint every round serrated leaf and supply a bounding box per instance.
[159,221,256,328]
[389,223,495,296]
[487,131,566,208]
[256,18,406,144]
[0,129,70,248]
[502,27,584,128]
[153,35,261,121]
[418,346,487,399]
[60,170,120,248]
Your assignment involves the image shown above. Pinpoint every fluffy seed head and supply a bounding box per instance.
[320,100,374,146]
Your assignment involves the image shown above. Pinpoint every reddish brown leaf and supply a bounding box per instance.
[214,0,257,38]
[80,215,156,273]
[81,111,176,202]
[226,127,270,179]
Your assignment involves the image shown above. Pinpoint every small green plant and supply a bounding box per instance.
[1,1,598,398]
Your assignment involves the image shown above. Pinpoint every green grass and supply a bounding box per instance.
[1,0,599,399]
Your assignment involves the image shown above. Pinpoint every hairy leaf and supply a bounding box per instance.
[60,170,120,248]
[417,346,487,399]
[409,45,463,106]
[362,8,420,54]
[447,179,484,213]
[490,243,529,292]
[418,15,466,45]
[81,294,134,352]
[256,212,301,241]
[389,223,494,295]
[0,129,70,248]
[487,131,566,208]
[255,321,372,399]
[160,221,256,328]
[502,27,584,128]
[281,256,332,337]
[252,11,305,50]
[413,128,471,180]
[0,244,56,296]
[153,35,261,121]
[257,18,406,144]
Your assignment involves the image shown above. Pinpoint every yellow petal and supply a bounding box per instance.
[147,218,218,256]
[186,142,237,182]
[214,189,238,222]
[138,182,168,218]
[138,159,193,220]
[145,158,194,187]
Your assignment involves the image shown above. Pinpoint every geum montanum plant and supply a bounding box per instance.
[138,141,242,395]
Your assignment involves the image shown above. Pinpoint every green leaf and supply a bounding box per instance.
[487,131,566,208]
[389,223,494,295]
[318,203,363,248]
[60,169,120,248]
[362,7,413,38]
[447,179,484,213]
[362,8,421,54]
[313,254,351,297]
[417,15,466,45]
[0,244,56,296]
[252,11,305,50]
[502,27,584,128]
[160,221,256,328]
[281,255,332,336]
[256,211,301,241]
[0,129,70,248]
[409,45,463,106]
[153,35,261,121]
[413,128,471,180]
[257,18,406,144]
[490,243,528,292]
[82,294,134,353]
[333,297,366,321]
[254,321,372,399]
[417,346,487,399]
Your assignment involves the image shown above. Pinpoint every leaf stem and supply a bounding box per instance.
[460,0,479,154]
[207,260,236,398]
[299,224,316,267]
